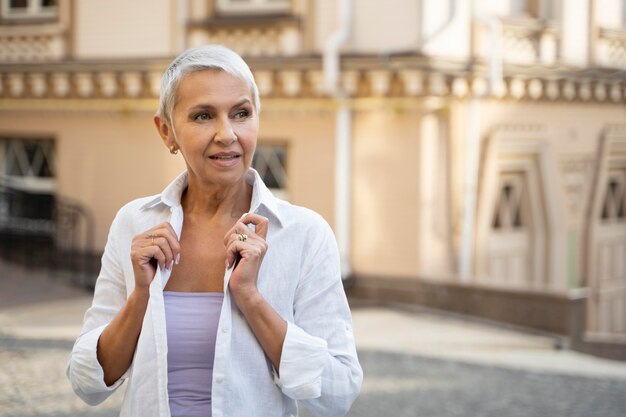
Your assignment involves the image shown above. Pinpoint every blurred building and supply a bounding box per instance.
[0,0,625,358]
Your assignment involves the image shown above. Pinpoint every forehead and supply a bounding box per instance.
[175,69,252,107]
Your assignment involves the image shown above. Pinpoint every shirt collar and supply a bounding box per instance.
[140,169,283,227]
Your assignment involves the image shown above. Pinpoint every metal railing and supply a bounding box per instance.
[0,185,99,288]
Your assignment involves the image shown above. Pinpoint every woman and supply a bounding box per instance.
[66,45,362,417]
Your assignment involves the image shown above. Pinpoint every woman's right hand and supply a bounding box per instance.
[130,222,181,290]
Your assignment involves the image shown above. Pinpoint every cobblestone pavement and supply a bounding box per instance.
[1,262,626,417]
[1,339,626,417]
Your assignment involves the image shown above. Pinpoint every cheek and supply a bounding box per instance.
[238,124,258,148]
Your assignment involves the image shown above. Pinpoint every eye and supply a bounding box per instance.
[194,112,211,121]
[234,109,249,119]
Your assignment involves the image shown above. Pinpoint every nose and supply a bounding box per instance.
[215,117,237,145]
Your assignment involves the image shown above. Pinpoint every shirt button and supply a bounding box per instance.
[221,326,229,333]
[215,376,224,384]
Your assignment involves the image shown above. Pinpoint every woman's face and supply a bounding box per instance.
[157,69,258,189]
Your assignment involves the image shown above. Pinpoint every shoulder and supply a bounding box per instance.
[273,199,337,251]
[110,194,164,231]
[275,198,331,232]
[116,194,159,217]
[272,199,341,277]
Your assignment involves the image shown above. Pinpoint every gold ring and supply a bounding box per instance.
[147,233,157,245]
[238,233,248,242]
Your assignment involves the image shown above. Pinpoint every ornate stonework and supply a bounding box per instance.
[0,58,625,104]
[560,155,596,223]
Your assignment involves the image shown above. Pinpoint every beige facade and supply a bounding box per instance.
[1,0,626,358]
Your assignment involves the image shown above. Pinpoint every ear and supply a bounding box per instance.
[154,114,177,150]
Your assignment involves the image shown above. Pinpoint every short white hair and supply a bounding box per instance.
[157,45,260,123]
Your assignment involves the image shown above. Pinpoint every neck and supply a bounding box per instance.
[181,172,252,223]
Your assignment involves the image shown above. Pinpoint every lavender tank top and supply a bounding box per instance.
[164,291,224,417]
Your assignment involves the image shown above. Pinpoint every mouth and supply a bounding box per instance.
[208,153,241,160]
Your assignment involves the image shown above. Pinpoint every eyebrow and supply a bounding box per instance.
[189,98,252,112]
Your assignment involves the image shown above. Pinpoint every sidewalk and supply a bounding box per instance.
[1,262,625,416]
[3,294,626,380]
[353,304,626,380]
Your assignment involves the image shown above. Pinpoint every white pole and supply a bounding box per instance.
[459,8,502,282]
[335,100,352,278]
[324,0,353,279]
[459,97,481,281]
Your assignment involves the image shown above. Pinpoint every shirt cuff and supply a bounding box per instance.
[67,324,126,405]
[273,321,328,400]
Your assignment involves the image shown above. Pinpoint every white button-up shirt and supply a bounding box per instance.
[66,169,362,417]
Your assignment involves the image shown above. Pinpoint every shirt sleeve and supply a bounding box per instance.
[66,209,130,406]
[273,218,363,417]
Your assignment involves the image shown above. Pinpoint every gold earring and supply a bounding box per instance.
[169,146,178,155]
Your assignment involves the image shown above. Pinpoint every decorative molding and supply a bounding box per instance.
[476,125,567,292]
[585,125,626,341]
[559,155,595,221]
[0,24,67,62]
[188,19,301,57]
[0,56,625,104]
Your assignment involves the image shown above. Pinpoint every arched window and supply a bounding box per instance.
[601,170,626,223]
[492,176,526,230]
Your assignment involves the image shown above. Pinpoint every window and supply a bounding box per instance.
[510,0,551,18]
[0,137,56,232]
[511,0,536,16]
[216,0,290,15]
[492,175,526,230]
[252,144,288,199]
[1,0,57,21]
[0,137,55,192]
[600,170,626,223]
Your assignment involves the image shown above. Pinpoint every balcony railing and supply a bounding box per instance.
[0,24,66,62]
[597,27,626,70]
[0,55,624,104]
[475,17,560,66]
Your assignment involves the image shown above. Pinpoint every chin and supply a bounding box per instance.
[206,168,247,187]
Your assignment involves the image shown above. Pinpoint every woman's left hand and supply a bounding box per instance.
[224,213,269,302]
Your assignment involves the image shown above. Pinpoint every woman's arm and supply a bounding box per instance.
[274,218,362,417]
[224,212,362,417]
[225,213,287,370]
[97,222,180,386]
[230,290,287,370]
[67,215,180,403]
[96,287,149,386]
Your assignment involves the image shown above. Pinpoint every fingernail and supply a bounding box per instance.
[175,254,180,265]
[225,260,230,269]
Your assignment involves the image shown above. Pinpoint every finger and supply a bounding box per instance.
[224,239,244,269]
[223,219,253,246]
[155,223,180,250]
[150,236,174,268]
[141,244,167,270]
[149,225,181,264]
[225,231,268,266]
[240,213,269,240]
